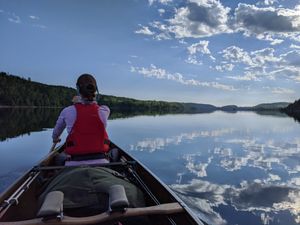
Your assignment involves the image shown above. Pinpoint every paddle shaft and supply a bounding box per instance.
[49,142,57,153]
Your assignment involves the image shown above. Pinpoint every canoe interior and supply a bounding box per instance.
[0,144,202,225]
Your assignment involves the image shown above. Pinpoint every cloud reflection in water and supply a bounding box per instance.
[124,114,300,225]
[171,179,300,225]
[129,128,234,152]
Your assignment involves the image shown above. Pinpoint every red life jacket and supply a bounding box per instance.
[65,103,110,155]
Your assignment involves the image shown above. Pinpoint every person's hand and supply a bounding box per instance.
[53,138,61,144]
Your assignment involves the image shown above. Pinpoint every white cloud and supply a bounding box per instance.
[263,86,295,95]
[187,40,211,55]
[267,173,281,182]
[186,40,215,65]
[144,0,232,39]
[264,0,277,5]
[149,21,173,40]
[29,15,39,20]
[280,50,300,67]
[138,1,300,45]
[154,32,172,40]
[218,46,300,81]
[290,34,300,42]
[269,67,300,82]
[167,0,232,38]
[135,25,155,36]
[8,13,21,24]
[270,87,295,94]
[256,0,279,6]
[158,8,165,16]
[131,64,236,91]
[251,48,280,66]
[226,72,261,81]
[234,3,300,44]
[148,0,172,6]
[221,46,253,65]
[235,4,300,33]
[215,64,234,72]
[186,55,203,65]
[290,44,300,49]
[256,33,284,45]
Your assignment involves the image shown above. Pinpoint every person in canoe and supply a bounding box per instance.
[52,73,111,165]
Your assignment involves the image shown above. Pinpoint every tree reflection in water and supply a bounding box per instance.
[0,107,61,141]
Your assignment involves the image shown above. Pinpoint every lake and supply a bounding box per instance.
[0,109,299,225]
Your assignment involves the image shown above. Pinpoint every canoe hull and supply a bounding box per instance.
[0,143,203,225]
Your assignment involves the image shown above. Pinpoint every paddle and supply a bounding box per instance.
[49,142,57,153]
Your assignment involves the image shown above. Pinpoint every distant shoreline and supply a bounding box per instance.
[0,104,287,113]
[0,105,63,109]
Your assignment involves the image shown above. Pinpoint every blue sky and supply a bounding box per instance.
[0,0,300,106]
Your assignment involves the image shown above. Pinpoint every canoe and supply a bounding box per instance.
[0,142,204,225]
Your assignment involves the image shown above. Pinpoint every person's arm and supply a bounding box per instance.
[52,109,67,143]
[99,105,110,128]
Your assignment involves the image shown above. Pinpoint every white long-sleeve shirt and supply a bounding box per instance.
[52,103,110,141]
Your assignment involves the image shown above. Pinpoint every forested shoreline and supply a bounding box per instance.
[282,99,300,122]
[0,72,76,107]
[1,72,299,118]
[0,72,184,113]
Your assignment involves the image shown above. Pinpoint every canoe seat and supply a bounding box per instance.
[109,185,129,212]
[37,191,64,219]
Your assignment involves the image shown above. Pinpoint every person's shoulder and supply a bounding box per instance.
[99,105,110,112]
[61,105,76,114]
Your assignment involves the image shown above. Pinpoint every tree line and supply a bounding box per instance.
[282,99,300,123]
[0,72,184,114]
[1,71,299,119]
[0,72,76,106]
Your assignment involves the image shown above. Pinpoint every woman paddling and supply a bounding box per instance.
[52,73,111,165]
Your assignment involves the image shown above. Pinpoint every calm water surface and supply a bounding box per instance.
[0,110,300,225]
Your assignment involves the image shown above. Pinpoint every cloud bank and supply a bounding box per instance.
[131,64,236,91]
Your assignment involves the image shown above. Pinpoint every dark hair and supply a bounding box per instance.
[76,74,98,100]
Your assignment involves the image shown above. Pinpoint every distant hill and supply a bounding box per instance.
[253,102,290,110]
[182,103,217,113]
[219,105,238,112]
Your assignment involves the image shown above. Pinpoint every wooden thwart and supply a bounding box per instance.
[34,161,136,171]
[0,202,184,225]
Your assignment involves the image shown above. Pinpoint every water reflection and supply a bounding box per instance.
[171,179,300,225]
[116,113,300,225]
[0,107,61,141]
[0,107,177,141]
[0,110,300,225]
[129,128,235,152]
